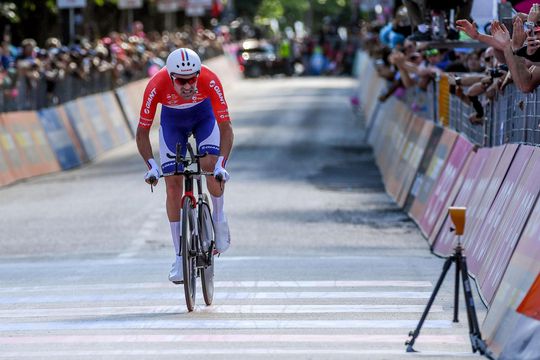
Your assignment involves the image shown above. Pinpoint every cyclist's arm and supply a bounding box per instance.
[136,125,154,166]
[136,74,161,165]
[218,120,234,160]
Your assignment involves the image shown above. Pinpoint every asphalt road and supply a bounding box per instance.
[0,76,487,359]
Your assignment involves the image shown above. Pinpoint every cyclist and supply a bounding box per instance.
[135,48,234,283]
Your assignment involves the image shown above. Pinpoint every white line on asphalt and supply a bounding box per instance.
[0,255,432,268]
[0,304,444,318]
[0,333,468,345]
[0,291,433,305]
[0,280,432,293]
[0,319,453,331]
[0,349,480,357]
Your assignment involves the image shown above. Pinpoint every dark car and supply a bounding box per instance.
[236,39,292,78]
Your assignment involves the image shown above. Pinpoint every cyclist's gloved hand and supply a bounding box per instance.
[214,156,230,182]
[144,158,160,186]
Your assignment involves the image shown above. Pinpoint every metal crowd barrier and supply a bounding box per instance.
[404,76,540,148]
[0,68,150,113]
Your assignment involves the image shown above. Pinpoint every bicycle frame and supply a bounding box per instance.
[162,142,215,261]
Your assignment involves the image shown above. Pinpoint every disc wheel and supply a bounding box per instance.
[182,199,197,312]
[200,194,215,306]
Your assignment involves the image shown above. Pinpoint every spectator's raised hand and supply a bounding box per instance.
[456,19,479,40]
[512,16,527,51]
[526,33,540,55]
[389,51,406,66]
[491,21,512,50]
[528,3,540,24]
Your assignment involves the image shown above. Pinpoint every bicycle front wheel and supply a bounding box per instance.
[182,199,197,312]
[200,194,215,306]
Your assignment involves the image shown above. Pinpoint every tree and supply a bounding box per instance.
[254,0,351,33]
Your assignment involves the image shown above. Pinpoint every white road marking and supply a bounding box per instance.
[0,280,432,293]
[0,304,443,318]
[0,319,453,332]
[0,291,432,304]
[0,349,480,357]
[0,333,468,344]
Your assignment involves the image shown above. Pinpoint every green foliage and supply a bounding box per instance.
[249,0,351,30]
[0,2,19,23]
[257,0,284,20]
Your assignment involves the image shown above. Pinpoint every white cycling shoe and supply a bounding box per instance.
[168,255,183,284]
[214,218,231,253]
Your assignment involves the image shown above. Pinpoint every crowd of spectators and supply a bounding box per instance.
[360,2,540,125]
[0,21,224,112]
[296,21,360,76]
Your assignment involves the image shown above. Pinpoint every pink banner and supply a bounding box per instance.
[467,145,529,279]
[402,125,444,211]
[419,135,474,237]
[409,129,458,229]
[431,148,492,256]
[481,169,540,356]
[479,148,540,304]
[455,145,517,277]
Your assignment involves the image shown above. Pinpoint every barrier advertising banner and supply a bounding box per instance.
[419,135,474,237]
[101,92,133,143]
[431,148,492,256]
[478,148,540,304]
[79,96,115,152]
[397,120,435,207]
[63,100,100,160]
[377,101,412,182]
[0,138,13,186]
[497,314,540,359]
[482,190,540,357]
[518,272,540,320]
[0,116,17,186]
[2,112,60,178]
[37,108,83,170]
[55,106,88,163]
[403,125,444,212]
[115,87,139,132]
[428,152,474,246]
[458,145,517,269]
[408,128,458,227]
[382,103,413,184]
[369,97,395,159]
[467,145,530,280]
[386,114,424,200]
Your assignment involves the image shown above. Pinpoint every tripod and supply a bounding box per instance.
[405,238,494,359]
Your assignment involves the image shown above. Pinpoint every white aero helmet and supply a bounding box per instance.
[166,48,201,77]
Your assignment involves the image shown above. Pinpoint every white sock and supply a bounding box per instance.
[169,221,181,256]
[211,194,226,222]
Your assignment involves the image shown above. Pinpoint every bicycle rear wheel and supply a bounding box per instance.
[182,199,197,312]
[200,194,215,306]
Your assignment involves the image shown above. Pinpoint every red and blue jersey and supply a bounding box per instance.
[138,64,230,129]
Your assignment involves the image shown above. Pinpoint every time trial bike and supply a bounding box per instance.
[149,141,221,311]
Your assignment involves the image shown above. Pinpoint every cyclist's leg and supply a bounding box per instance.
[193,100,230,252]
[193,99,223,196]
[159,109,191,280]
